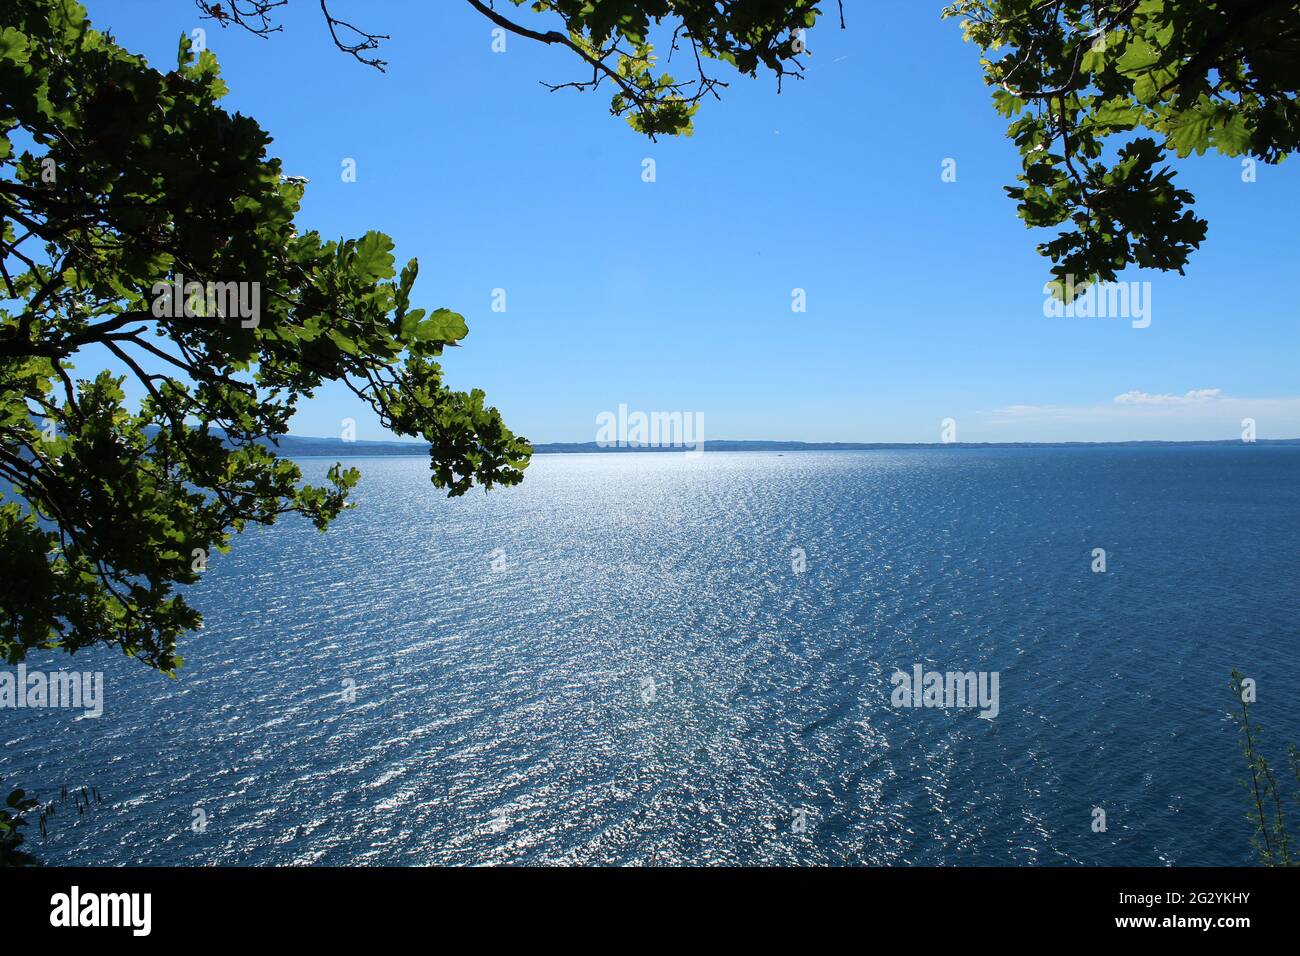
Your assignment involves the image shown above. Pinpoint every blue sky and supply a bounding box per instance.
[81,0,1300,443]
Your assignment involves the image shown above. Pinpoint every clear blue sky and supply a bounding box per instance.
[81,1,1300,443]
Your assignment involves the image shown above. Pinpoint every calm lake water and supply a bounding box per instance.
[4,447,1299,865]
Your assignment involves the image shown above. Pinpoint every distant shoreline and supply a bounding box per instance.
[265,436,1300,457]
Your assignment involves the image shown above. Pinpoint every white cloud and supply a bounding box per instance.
[980,388,1300,441]
[1112,388,1223,405]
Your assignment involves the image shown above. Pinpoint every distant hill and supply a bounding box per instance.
[531,438,1300,452]
[253,434,432,457]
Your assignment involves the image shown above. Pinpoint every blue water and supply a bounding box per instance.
[4,447,1299,865]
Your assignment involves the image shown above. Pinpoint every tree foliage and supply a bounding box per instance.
[944,0,1300,294]
[0,784,38,867]
[197,0,839,136]
[0,0,530,674]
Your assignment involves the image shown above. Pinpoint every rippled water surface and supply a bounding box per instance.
[5,447,1299,865]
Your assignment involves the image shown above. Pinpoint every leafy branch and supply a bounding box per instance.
[1230,669,1298,866]
[943,0,1300,295]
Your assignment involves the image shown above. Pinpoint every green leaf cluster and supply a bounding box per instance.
[508,0,830,136]
[943,0,1299,293]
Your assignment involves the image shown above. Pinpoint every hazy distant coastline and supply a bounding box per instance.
[258,435,1300,457]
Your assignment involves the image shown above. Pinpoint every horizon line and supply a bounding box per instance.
[268,434,1300,453]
